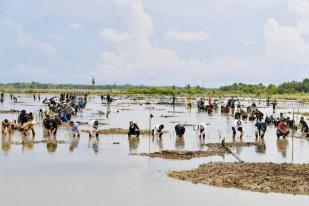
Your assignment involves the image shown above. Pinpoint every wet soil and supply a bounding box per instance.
[81,128,167,135]
[136,142,258,160]
[137,149,226,160]
[0,109,19,114]
[168,162,309,195]
[11,140,67,145]
[204,142,258,149]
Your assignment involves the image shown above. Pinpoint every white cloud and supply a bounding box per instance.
[95,0,309,86]
[100,28,129,42]
[69,23,83,30]
[165,31,210,42]
[243,40,257,47]
[10,64,48,77]
[288,0,309,16]
[5,19,59,60]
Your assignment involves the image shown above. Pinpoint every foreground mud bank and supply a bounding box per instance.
[137,150,226,160]
[136,142,258,160]
[81,128,159,135]
[168,162,309,195]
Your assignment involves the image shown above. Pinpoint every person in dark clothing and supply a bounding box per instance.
[172,94,176,106]
[299,117,309,137]
[106,94,112,104]
[43,117,58,137]
[18,110,28,125]
[0,93,4,102]
[255,121,267,139]
[272,99,277,113]
[128,121,140,138]
[277,119,289,139]
[175,124,185,137]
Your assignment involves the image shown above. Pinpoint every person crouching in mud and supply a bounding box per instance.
[128,121,140,138]
[43,116,58,137]
[276,119,289,139]
[69,121,80,137]
[2,119,12,135]
[197,122,207,139]
[232,119,244,139]
[152,124,164,138]
[255,120,267,139]
[299,117,309,137]
[88,120,99,138]
[175,124,185,138]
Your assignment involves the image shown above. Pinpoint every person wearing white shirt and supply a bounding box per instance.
[152,124,164,138]
[232,119,244,139]
[88,120,99,138]
[197,122,207,139]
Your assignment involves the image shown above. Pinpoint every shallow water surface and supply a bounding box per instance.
[1,94,309,206]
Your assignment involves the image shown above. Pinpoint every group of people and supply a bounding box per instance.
[1,93,309,155]
[2,110,36,137]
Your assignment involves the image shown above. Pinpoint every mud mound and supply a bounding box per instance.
[168,162,309,195]
[204,142,258,149]
[81,128,167,135]
[0,109,19,114]
[11,140,67,145]
[137,149,226,160]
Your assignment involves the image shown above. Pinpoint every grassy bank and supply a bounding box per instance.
[1,86,308,102]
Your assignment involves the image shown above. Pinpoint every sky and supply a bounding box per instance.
[0,0,309,87]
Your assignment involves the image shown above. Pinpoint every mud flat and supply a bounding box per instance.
[11,140,67,145]
[137,149,226,160]
[168,162,309,195]
[136,141,258,160]
[0,109,19,114]
[204,142,258,149]
[81,128,167,135]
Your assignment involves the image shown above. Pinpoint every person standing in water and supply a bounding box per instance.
[187,97,192,110]
[197,122,207,139]
[128,121,140,138]
[172,94,176,106]
[69,121,80,137]
[272,99,277,113]
[88,120,100,138]
[106,94,112,105]
[152,124,164,138]
[232,119,244,139]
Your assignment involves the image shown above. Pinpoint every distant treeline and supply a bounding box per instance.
[0,82,206,95]
[0,79,308,95]
[219,78,309,94]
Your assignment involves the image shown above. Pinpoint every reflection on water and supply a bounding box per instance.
[175,137,185,150]
[197,138,205,150]
[47,137,57,153]
[1,94,309,206]
[152,136,163,150]
[128,137,140,154]
[255,139,266,154]
[88,137,99,153]
[1,134,11,154]
[22,135,34,152]
[277,138,289,158]
[69,136,80,152]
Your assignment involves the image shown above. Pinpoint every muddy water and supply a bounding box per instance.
[1,94,309,206]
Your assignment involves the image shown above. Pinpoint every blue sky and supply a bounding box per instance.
[0,0,309,87]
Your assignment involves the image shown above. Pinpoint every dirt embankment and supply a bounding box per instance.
[137,149,226,160]
[11,140,67,145]
[81,128,168,135]
[168,162,309,195]
[0,109,19,114]
[137,142,258,160]
[204,142,258,149]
